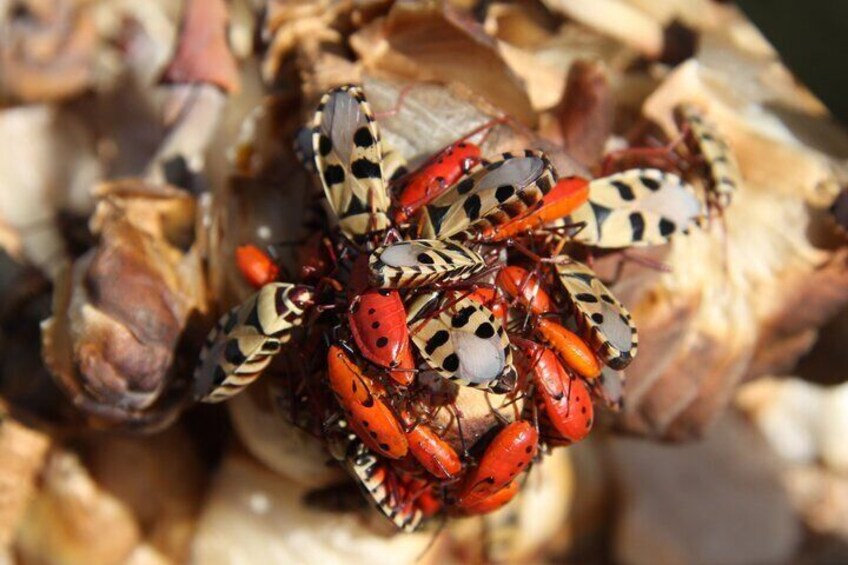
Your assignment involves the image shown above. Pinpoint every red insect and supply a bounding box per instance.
[521,343,594,445]
[235,244,279,288]
[458,480,519,515]
[536,318,602,380]
[326,346,409,459]
[485,176,590,241]
[393,141,482,223]
[406,423,462,480]
[466,286,509,325]
[456,421,538,506]
[496,266,552,315]
[348,288,415,386]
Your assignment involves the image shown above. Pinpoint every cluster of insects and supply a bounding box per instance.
[192,84,739,531]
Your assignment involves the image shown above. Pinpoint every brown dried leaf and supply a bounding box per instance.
[160,0,240,93]
[41,180,206,429]
[557,59,614,167]
[351,3,536,125]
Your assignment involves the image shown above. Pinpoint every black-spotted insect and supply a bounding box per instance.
[566,168,703,249]
[368,239,487,289]
[408,293,515,393]
[312,85,392,237]
[418,150,557,240]
[193,283,315,403]
[554,261,637,370]
[674,103,741,209]
[327,418,424,532]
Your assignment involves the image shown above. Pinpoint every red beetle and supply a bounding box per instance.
[393,141,482,223]
[348,288,415,385]
[235,244,279,288]
[326,346,408,459]
[456,421,538,506]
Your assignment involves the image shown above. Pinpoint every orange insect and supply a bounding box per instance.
[522,343,594,445]
[393,141,482,223]
[536,318,602,380]
[466,286,509,325]
[348,288,415,386]
[456,421,538,506]
[326,346,408,459]
[485,176,590,241]
[406,423,462,480]
[457,480,519,515]
[496,266,553,315]
[235,244,279,288]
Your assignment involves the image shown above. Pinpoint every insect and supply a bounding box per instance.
[496,266,552,315]
[408,293,515,393]
[457,481,520,515]
[406,423,463,480]
[674,102,741,209]
[521,343,594,444]
[348,288,415,385]
[312,85,391,237]
[484,176,590,241]
[194,284,315,403]
[235,244,279,289]
[368,239,487,289]
[535,319,602,380]
[456,421,538,506]
[393,141,482,224]
[566,168,703,249]
[418,150,557,240]
[326,345,408,459]
[555,261,637,370]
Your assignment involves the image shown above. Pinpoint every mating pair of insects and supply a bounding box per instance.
[192,83,737,529]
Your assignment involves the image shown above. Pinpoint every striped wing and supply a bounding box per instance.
[569,168,702,248]
[555,261,637,369]
[312,85,391,237]
[369,239,486,288]
[194,283,312,403]
[674,103,741,208]
[419,150,556,240]
[409,294,515,392]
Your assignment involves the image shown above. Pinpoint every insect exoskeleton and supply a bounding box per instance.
[455,421,538,507]
[518,342,594,445]
[393,141,482,224]
[194,283,315,403]
[312,84,392,237]
[235,244,279,289]
[368,239,487,289]
[567,168,703,248]
[554,260,637,370]
[418,150,557,240]
[329,420,424,532]
[673,102,741,209]
[405,422,462,480]
[408,292,516,393]
[326,345,409,459]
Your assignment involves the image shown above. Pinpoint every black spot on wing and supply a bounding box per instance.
[456,177,475,195]
[451,306,476,328]
[417,253,435,265]
[351,158,381,179]
[463,195,482,221]
[318,134,333,156]
[443,354,460,372]
[323,164,345,185]
[475,323,495,339]
[639,175,661,191]
[629,212,646,241]
[495,185,515,203]
[425,330,450,355]
[659,218,675,236]
[611,181,635,201]
[353,127,375,148]
[426,204,451,234]
[225,340,248,365]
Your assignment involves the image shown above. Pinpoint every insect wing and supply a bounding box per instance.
[369,239,487,288]
[419,150,556,240]
[312,85,391,236]
[570,168,702,248]
[194,284,312,402]
[409,295,514,392]
[555,261,637,369]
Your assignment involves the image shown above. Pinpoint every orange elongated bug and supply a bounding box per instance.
[348,288,414,385]
[466,286,509,325]
[393,141,482,223]
[456,421,538,506]
[496,266,552,315]
[485,176,590,241]
[235,244,279,289]
[536,318,602,380]
[406,424,462,480]
[457,480,519,515]
[327,346,408,459]
[521,343,594,444]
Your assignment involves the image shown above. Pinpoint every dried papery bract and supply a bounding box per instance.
[557,59,614,168]
[41,180,207,429]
